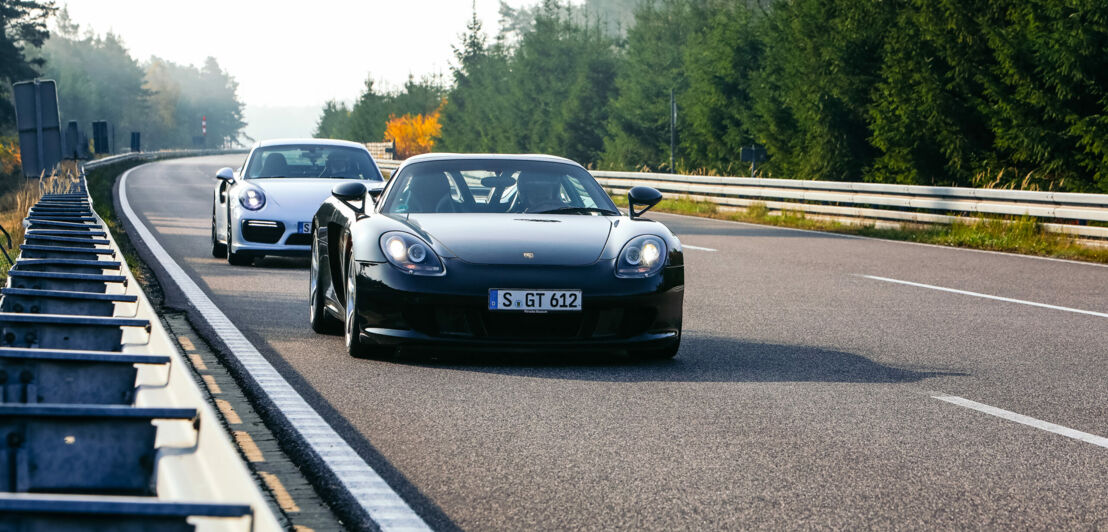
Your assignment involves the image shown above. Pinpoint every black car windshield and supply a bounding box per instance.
[381,159,620,215]
[244,145,383,181]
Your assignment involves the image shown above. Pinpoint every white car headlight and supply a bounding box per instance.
[616,235,667,278]
[379,232,445,275]
[240,187,266,211]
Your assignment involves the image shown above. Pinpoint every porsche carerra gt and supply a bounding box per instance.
[308,153,684,358]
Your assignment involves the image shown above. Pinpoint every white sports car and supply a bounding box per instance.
[211,139,385,265]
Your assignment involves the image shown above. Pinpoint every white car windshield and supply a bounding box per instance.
[245,145,383,181]
[381,159,620,215]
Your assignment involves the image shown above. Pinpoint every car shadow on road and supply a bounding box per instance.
[653,216,845,239]
[249,256,310,269]
[397,335,966,384]
[669,224,843,239]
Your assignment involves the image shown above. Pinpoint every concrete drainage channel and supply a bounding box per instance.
[0,158,281,530]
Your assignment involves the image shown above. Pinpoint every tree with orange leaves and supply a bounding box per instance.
[384,105,442,160]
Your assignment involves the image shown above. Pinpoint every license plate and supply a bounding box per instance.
[298,222,311,234]
[489,289,581,312]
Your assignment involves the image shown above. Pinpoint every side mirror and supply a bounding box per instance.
[332,181,368,216]
[215,167,234,181]
[366,181,386,202]
[628,186,662,219]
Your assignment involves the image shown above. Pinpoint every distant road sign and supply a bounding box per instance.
[78,130,90,159]
[13,79,63,178]
[92,121,111,154]
[740,144,768,174]
[740,144,767,163]
[65,120,82,160]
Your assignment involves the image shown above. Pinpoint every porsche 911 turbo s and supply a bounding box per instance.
[308,153,684,359]
[212,139,385,265]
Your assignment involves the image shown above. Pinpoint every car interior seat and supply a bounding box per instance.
[406,172,456,213]
[260,153,289,177]
[513,171,564,213]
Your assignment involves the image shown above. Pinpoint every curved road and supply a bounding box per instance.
[124,155,1108,530]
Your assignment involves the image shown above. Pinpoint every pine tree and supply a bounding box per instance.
[314,100,351,139]
[0,0,56,132]
[344,78,389,142]
[601,0,712,171]
[681,2,763,173]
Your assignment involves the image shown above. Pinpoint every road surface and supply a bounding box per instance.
[123,155,1108,530]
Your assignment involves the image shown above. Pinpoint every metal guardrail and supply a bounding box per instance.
[81,148,250,173]
[0,160,280,530]
[365,141,395,161]
[590,170,1108,239]
[377,159,400,173]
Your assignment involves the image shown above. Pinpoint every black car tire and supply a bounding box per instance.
[211,209,227,258]
[632,335,680,360]
[344,252,395,358]
[226,247,252,268]
[227,247,252,266]
[309,230,342,334]
[226,216,253,266]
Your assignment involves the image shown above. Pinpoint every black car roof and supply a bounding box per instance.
[399,153,584,167]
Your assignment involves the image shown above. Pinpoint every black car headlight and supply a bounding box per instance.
[615,235,666,278]
[239,187,266,211]
[380,231,445,275]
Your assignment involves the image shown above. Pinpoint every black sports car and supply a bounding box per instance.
[308,153,684,359]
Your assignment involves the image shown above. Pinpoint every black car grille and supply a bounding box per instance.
[285,233,311,246]
[406,305,656,340]
[241,220,284,244]
[481,311,587,339]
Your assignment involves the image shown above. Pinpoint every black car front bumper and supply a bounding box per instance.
[351,258,683,352]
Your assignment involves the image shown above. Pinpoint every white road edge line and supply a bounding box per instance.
[933,394,1108,449]
[682,244,717,252]
[119,164,431,532]
[860,275,1108,319]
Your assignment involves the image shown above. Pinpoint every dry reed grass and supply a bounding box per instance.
[0,166,83,280]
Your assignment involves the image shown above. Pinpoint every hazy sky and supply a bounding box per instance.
[59,0,536,108]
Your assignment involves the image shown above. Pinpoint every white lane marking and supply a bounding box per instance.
[682,244,717,252]
[120,164,430,532]
[934,394,1108,449]
[653,211,1108,269]
[860,275,1108,319]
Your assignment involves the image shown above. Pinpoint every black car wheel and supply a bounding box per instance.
[211,207,227,258]
[226,215,253,266]
[344,252,394,358]
[309,228,342,334]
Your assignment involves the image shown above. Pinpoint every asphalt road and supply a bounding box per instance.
[125,155,1108,530]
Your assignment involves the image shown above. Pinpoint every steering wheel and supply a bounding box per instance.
[434,195,458,213]
[524,200,567,213]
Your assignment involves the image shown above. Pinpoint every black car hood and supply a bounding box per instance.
[406,213,613,266]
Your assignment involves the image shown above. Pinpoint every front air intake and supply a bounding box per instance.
[241,220,284,244]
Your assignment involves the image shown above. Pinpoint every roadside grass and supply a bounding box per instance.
[84,159,159,282]
[611,194,1108,264]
